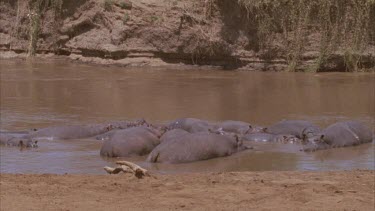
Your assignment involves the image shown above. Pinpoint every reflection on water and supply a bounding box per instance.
[0,59,374,174]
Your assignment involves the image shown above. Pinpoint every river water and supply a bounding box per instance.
[0,59,374,174]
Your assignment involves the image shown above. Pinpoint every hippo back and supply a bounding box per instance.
[213,120,252,134]
[345,121,373,144]
[168,118,212,133]
[303,121,373,151]
[147,132,244,164]
[265,120,321,138]
[160,129,190,143]
[323,121,372,146]
[100,127,160,157]
[30,123,112,140]
[95,129,120,141]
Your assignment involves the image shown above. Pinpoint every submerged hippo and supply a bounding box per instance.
[302,121,373,152]
[100,127,161,157]
[241,133,302,144]
[29,123,114,140]
[265,120,321,139]
[213,120,264,135]
[0,133,38,148]
[168,118,213,133]
[146,132,249,164]
[108,119,149,129]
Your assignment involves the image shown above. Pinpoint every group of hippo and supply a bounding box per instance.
[1,118,373,164]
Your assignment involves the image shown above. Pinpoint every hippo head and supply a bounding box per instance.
[157,125,169,136]
[247,125,266,134]
[301,127,319,140]
[274,134,302,144]
[209,128,225,135]
[302,134,329,152]
[234,134,253,151]
[17,139,38,148]
[106,124,114,131]
[136,118,149,127]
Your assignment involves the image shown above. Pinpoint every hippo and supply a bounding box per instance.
[241,133,275,142]
[264,120,321,139]
[0,133,38,148]
[213,120,264,135]
[241,133,302,144]
[95,129,121,141]
[29,123,114,140]
[302,121,373,152]
[159,129,190,143]
[168,118,213,133]
[146,132,249,164]
[108,119,149,129]
[100,127,161,157]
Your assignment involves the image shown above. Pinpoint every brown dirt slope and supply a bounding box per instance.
[0,0,374,71]
[1,170,374,210]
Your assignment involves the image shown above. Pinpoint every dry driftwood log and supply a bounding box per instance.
[104,161,149,178]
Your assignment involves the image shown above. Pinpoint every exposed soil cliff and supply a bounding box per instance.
[0,0,374,71]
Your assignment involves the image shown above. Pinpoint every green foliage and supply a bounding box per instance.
[119,1,129,9]
[103,0,114,11]
[27,0,63,57]
[123,12,129,23]
[237,0,374,72]
[150,15,158,23]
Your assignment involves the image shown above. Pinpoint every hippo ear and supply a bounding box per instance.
[248,125,253,129]
[319,135,327,143]
[106,124,113,131]
[19,140,24,147]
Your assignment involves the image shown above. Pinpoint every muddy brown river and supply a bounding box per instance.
[0,59,374,174]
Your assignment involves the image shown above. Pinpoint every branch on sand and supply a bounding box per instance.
[104,161,150,179]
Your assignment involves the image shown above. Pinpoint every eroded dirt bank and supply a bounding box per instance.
[0,0,374,71]
[0,170,374,210]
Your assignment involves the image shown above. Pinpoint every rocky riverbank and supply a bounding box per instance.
[1,0,374,71]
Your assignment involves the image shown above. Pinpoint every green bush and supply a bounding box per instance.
[103,0,114,11]
[123,12,129,23]
[237,0,374,71]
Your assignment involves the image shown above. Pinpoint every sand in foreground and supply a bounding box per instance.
[1,170,374,210]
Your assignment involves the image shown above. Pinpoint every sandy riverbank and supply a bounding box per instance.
[1,170,374,210]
